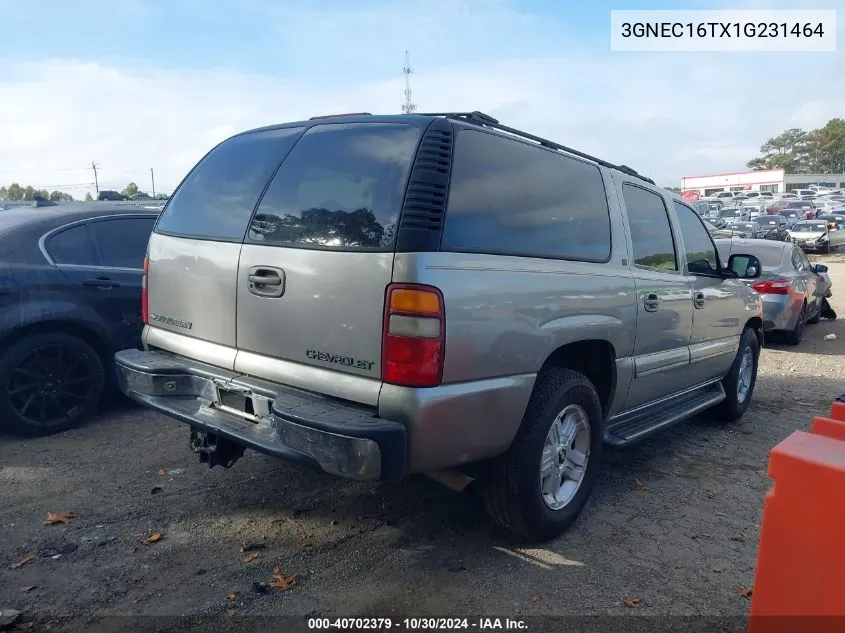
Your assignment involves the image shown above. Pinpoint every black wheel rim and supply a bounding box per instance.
[7,343,101,427]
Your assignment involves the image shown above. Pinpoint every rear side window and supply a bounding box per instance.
[248,123,421,250]
[441,130,612,262]
[623,184,678,271]
[46,224,96,266]
[156,127,304,241]
[88,217,156,269]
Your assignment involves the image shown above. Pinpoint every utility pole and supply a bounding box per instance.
[402,50,416,114]
[150,168,156,198]
[91,161,99,196]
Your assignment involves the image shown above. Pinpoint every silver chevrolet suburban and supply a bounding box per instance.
[114,111,765,540]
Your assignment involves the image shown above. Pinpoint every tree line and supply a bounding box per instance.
[747,118,845,174]
[1,181,167,203]
[0,184,75,202]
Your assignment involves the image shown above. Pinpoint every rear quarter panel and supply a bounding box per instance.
[393,163,637,401]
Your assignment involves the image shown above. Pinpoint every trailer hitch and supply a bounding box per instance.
[189,429,245,468]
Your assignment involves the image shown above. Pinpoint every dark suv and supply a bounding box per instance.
[97,190,128,201]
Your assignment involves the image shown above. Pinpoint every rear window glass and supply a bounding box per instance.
[248,123,421,250]
[441,130,612,262]
[156,127,304,241]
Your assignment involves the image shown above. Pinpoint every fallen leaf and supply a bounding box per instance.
[140,532,164,545]
[158,468,166,476]
[239,542,266,554]
[226,591,239,601]
[10,555,34,569]
[530,595,541,603]
[268,569,297,591]
[44,511,73,525]
[739,586,753,599]
[241,552,260,564]
[20,585,39,593]
[16,623,35,631]
[151,487,163,495]
[634,479,647,491]
[624,598,641,608]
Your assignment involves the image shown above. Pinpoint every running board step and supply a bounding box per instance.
[604,382,726,446]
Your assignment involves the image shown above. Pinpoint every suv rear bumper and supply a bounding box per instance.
[113,349,407,482]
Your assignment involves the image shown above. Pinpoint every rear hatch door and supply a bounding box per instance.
[145,126,305,369]
[234,121,424,400]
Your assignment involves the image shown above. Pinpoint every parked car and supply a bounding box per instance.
[703,218,744,239]
[785,200,817,217]
[97,190,128,201]
[755,215,792,241]
[778,209,803,228]
[730,221,762,238]
[715,238,830,345]
[739,202,766,219]
[112,111,765,541]
[766,199,793,214]
[0,205,158,436]
[788,220,844,253]
[718,207,748,224]
[708,191,739,202]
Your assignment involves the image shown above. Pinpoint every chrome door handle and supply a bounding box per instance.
[643,293,660,312]
[694,292,705,309]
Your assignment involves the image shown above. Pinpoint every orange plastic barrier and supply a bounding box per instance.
[831,397,845,422]
[811,416,845,442]
[749,430,845,629]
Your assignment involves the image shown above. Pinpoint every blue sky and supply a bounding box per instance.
[0,0,842,197]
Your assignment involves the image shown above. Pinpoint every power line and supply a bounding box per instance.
[402,50,416,115]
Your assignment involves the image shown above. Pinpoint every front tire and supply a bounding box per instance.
[481,368,604,541]
[0,332,105,437]
[710,327,760,422]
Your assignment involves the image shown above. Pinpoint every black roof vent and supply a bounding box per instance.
[395,118,453,252]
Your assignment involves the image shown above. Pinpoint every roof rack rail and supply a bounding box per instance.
[416,111,655,185]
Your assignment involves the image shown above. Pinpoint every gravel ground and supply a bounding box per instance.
[1,255,844,631]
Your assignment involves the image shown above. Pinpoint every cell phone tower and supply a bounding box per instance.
[402,50,417,114]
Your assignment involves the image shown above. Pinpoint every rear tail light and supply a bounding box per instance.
[141,255,149,325]
[382,284,445,387]
[752,278,793,295]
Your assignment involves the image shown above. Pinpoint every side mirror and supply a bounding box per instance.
[727,254,762,279]
[814,264,829,274]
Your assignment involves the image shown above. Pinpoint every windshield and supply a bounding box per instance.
[793,223,827,232]
[735,223,756,230]
[719,209,739,217]
[787,201,810,208]
[757,216,781,226]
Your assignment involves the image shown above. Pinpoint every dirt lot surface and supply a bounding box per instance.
[2,255,844,631]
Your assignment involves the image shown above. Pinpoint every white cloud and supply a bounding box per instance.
[0,2,843,198]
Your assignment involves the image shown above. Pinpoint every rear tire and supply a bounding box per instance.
[784,303,806,346]
[481,368,604,541]
[0,332,105,437]
[710,327,759,422]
